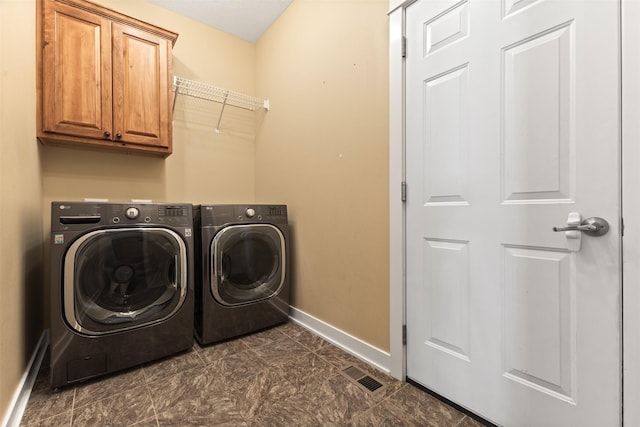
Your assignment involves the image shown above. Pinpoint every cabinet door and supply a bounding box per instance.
[112,23,172,151]
[41,1,112,140]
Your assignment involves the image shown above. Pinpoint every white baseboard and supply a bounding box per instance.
[288,306,391,375]
[2,330,49,427]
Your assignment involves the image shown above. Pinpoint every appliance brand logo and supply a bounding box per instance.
[54,234,64,245]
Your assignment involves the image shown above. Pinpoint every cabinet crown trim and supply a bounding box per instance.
[44,0,178,45]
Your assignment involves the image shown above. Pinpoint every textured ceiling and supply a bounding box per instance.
[147,0,293,43]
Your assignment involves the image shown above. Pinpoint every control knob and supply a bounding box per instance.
[125,207,139,219]
[245,208,256,218]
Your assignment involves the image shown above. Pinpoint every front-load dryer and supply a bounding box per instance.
[49,201,194,388]
[194,204,290,345]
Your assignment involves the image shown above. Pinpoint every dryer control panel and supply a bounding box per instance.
[233,205,287,223]
[200,204,288,226]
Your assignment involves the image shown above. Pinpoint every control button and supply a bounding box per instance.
[144,216,151,223]
[246,208,256,218]
[125,207,139,219]
[112,217,120,223]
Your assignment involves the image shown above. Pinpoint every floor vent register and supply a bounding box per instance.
[341,365,386,394]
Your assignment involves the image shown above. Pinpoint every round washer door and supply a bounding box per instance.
[63,227,188,335]
[212,224,286,306]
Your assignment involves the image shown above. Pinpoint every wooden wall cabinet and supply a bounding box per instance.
[37,0,178,156]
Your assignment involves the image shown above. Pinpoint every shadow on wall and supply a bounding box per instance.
[172,90,257,141]
[41,145,167,202]
[171,55,266,140]
[288,221,297,306]
[22,238,45,361]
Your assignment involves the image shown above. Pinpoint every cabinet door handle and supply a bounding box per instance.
[116,133,122,139]
[104,131,111,138]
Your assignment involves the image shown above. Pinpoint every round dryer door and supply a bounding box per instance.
[212,224,286,306]
[63,228,188,335]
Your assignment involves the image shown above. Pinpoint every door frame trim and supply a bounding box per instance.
[622,1,638,425]
[388,0,410,380]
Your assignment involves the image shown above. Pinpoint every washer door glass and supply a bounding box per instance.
[212,224,286,306]
[64,228,187,335]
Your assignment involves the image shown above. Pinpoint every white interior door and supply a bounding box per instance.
[405,1,621,425]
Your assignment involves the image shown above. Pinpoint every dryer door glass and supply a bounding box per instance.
[212,224,286,306]
[64,228,187,335]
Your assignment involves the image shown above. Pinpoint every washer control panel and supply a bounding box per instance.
[51,202,193,230]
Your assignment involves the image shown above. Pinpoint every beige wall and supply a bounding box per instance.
[2,0,391,420]
[0,0,44,420]
[255,0,390,350]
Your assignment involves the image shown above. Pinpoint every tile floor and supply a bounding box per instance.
[20,322,486,426]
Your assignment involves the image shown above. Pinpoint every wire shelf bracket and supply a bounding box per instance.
[172,76,269,133]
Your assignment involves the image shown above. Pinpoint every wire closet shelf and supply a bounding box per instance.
[172,76,270,132]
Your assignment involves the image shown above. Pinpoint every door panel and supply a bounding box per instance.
[502,24,573,202]
[502,245,574,401]
[405,0,621,425]
[422,65,469,205]
[422,238,471,361]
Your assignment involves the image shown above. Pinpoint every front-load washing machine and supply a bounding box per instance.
[194,204,290,345]
[49,201,194,388]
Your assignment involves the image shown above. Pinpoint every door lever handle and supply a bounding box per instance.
[553,224,597,232]
[553,217,609,237]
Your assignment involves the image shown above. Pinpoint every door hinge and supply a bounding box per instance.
[401,181,407,202]
[621,217,625,237]
[402,36,407,58]
[402,324,407,345]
